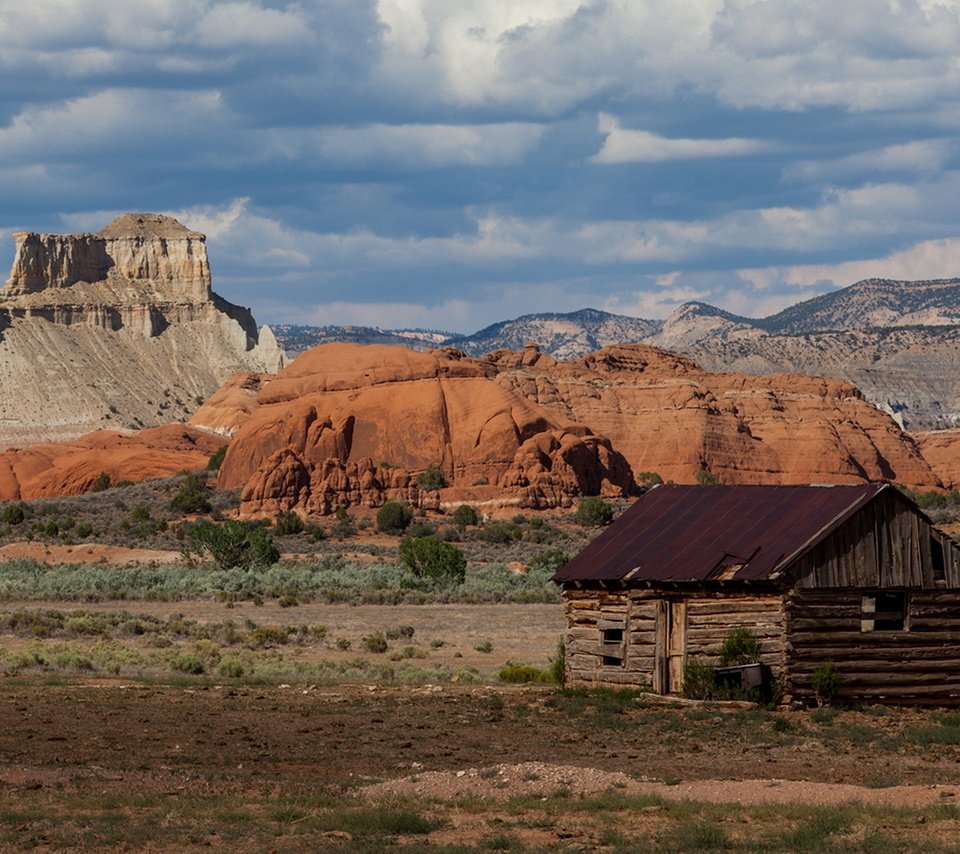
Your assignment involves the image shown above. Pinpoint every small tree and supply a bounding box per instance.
[811,661,841,707]
[399,535,466,585]
[187,520,280,570]
[376,500,414,534]
[718,627,762,666]
[170,472,212,514]
[637,471,664,489]
[91,472,111,493]
[696,467,719,486]
[206,445,228,471]
[417,463,448,490]
[273,510,304,536]
[574,496,614,527]
[452,504,479,528]
[0,502,25,525]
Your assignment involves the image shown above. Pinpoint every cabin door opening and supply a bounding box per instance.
[655,599,687,695]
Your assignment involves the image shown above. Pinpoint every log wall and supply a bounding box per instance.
[785,589,960,705]
[791,489,960,589]
[563,587,785,691]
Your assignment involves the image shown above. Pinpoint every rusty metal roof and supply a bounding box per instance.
[554,483,888,584]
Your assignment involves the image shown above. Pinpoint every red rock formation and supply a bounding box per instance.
[218,344,636,516]
[496,344,940,489]
[0,425,226,501]
[912,430,960,490]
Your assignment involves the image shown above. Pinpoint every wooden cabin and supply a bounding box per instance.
[554,484,960,705]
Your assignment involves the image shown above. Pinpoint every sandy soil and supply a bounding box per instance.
[0,541,183,565]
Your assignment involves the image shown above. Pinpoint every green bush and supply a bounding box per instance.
[399,536,467,585]
[218,658,245,678]
[452,504,479,527]
[0,503,25,525]
[637,471,664,489]
[499,664,552,683]
[376,501,413,534]
[683,660,717,700]
[528,549,569,576]
[186,520,280,570]
[273,510,304,536]
[330,506,356,539]
[170,473,211,515]
[696,468,719,485]
[416,463,448,490]
[362,633,388,653]
[170,653,205,674]
[90,472,111,493]
[574,496,614,527]
[206,445,228,471]
[812,661,841,707]
[479,522,522,544]
[75,523,94,538]
[718,627,762,666]
[549,639,566,685]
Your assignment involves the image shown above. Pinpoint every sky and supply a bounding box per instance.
[3,0,960,333]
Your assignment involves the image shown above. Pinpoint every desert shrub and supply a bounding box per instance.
[696,467,719,485]
[499,664,551,683]
[187,520,280,570]
[637,471,664,489]
[169,473,211,515]
[407,521,435,538]
[376,501,413,534]
[0,503,25,525]
[90,472,111,493]
[416,463,448,490]
[528,548,569,576]
[218,658,245,678]
[335,638,351,650]
[170,653,205,674]
[330,506,356,539]
[206,445,228,471]
[474,640,493,653]
[683,660,717,700]
[718,627,762,666]
[550,639,566,685]
[574,496,614,527]
[812,661,841,707]
[362,632,388,653]
[385,625,415,640]
[399,536,467,585]
[273,511,304,536]
[479,522,522,544]
[452,504,479,528]
[75,523,94,538]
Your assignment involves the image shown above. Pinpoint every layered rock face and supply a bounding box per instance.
[494,344,940,489]
[0,425,226,501]
[912,430,960,490]
[216,344,636,516]
[0,213,285,447]
[209,341,939,518]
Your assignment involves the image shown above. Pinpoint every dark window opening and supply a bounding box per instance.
[601,625,625,667]
[861,592,907,632]
[602,628,624,644]
[931,537,946,584]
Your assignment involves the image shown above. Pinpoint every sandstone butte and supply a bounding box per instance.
[0,425,227,501]
[196,341,941,518]
[0,213,285,449]
[912,430,960,490]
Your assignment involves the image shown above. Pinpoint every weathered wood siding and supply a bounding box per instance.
[563,588,785,691]
[785,589,960,705]
[791,489,960,589]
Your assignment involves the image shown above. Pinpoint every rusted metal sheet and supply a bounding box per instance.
[554,484,887,584]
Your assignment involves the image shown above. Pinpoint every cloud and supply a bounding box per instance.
[592,113,768,164]
[783,139,953,182]
[739,237,960,291]
[263,121,546,168]
[192,2,313,48]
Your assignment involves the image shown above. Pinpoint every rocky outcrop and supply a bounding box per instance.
[912,430,960,490]
[496,344,940,489]
[209,341,940,518]
[216,344,636,516]
[0,425,226,501]
[0,213,285,448]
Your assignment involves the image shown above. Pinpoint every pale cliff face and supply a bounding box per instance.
[0,212,285,448]
[4,213,211,302]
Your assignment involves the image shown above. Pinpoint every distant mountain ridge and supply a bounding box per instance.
[274,277,960,430]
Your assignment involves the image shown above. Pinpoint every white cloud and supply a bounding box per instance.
[602,286,712,319]
[592,113,768,164]
[192,2,313,48]
[265,121,546,168]
[739,236,960,291]
[783,139,953,181]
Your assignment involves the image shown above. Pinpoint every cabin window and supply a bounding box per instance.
[931,536,947,584]
[601,626,625,667]
[861,592,908,632]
